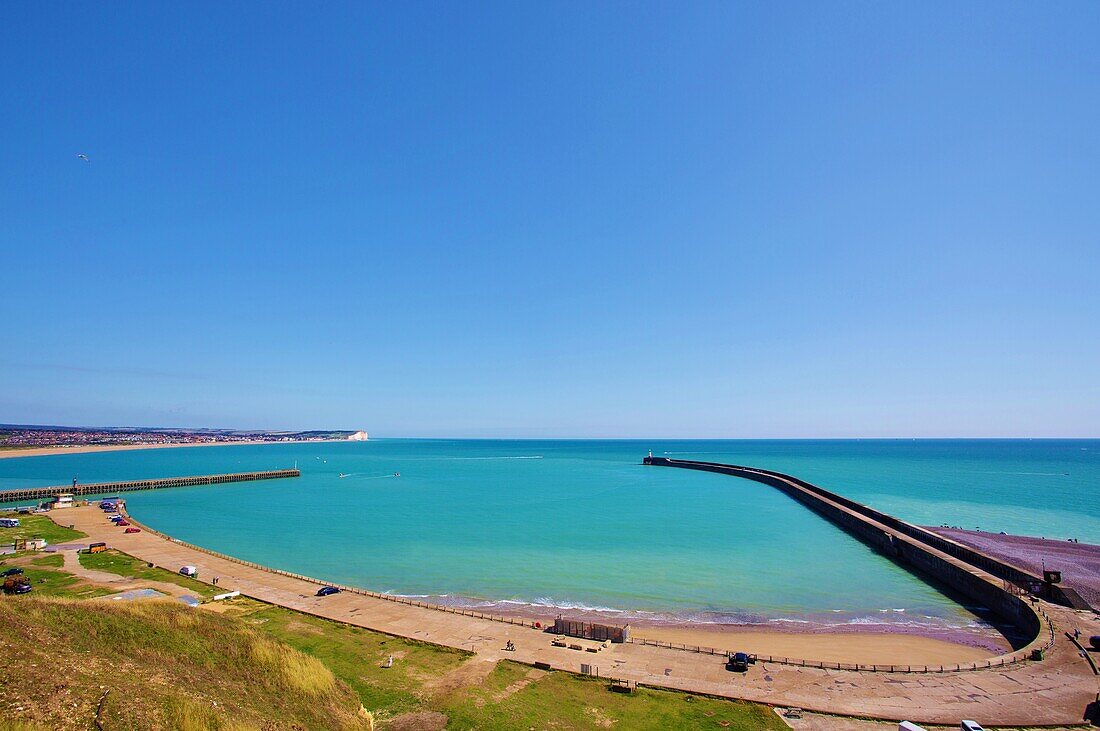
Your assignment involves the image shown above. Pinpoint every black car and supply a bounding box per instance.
[727,652,750,672]
[2,567,24,577]
[316,586,341,597]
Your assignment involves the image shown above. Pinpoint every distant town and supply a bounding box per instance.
[0,424,365,451]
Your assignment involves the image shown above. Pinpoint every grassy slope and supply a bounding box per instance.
[0,515,86,545]
[443,660,786,730]
[79,549,216,598]
[246,603,788,730]
[0,597,369,731]
[2,552,788,730]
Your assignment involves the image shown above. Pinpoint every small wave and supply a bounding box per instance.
[451,456,544,461]
[971,471,1064,476]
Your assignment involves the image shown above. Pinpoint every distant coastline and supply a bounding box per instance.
[0,439,341,460]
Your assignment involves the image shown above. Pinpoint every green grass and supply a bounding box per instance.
[6,565,114,599]
[0,597,370,730]
[441,660,787,730]
[78,549,216,598]
[245,604,469,716]
[29,553,63,567]
[238,602,787,730]
[0,514,86,545]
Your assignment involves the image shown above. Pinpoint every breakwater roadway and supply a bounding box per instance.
[642,456,1056,642]
[0,469,300,504]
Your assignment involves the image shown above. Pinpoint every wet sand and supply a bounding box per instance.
[628,624,1003,665]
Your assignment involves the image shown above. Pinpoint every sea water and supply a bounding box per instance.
[2,439,1096,634]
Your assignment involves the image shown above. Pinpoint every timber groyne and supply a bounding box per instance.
[643,456,1058,644]
[0,469,300,504]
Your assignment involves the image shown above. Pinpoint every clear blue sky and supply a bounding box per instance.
[1,2,1097,438]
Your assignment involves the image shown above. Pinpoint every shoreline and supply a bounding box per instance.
[111,503,1010,665]
[40,503,1100,729]
[0,440,341,460]
[387,593,1014,657]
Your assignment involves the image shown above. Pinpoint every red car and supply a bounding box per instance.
[124,527,141,533]
[116,520,130,526]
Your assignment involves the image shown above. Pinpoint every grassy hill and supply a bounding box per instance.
[0,597,369,731]
[0,550,787,730]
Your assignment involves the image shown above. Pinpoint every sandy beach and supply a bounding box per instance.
[0,440,296,460]
[628,624,1000,665]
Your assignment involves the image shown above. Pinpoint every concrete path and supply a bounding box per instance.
[52,506,1100,727]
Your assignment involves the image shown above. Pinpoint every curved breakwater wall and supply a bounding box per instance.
[643,457,1047,643]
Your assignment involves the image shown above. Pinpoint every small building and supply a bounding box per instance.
[26,537,47,550]
[552,617,630,643]
[52,493,75,509]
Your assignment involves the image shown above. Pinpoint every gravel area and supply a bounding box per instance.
[928,527,1100,610]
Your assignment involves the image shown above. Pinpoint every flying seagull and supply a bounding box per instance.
[76,153,89,162]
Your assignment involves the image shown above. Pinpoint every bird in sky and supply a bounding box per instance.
[76,153,89,162]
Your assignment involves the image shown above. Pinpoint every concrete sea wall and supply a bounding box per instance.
[643,457,1046,641]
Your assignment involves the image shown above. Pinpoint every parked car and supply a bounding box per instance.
[108,515,123,521]
[124,527,141,533]
[2,578,32,595]
[179,566,198,577]
[116,520,130,526]
[316,586,341,597]
[2,567,25,577]
[726,652,750,672]
[960,722,985,731]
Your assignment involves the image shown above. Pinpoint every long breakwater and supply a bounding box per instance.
[643,456,1056,647]
[0,469,300,504]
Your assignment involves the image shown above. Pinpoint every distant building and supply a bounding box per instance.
[348,431,369,441]
[52,493,74,509]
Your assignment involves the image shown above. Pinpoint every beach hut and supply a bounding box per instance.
[52,493,74,509]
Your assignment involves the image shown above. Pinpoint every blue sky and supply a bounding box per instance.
[1,2,1097,437]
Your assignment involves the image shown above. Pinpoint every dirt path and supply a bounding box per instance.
[59,548,199,600]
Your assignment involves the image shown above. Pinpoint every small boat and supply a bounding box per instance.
[339,473,348,478]
[394,472,400,477]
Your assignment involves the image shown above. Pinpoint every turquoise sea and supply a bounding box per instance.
[2,440,1097,636]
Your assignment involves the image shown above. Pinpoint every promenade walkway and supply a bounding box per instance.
[53,506,1100,726]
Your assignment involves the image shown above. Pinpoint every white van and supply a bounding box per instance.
[898,722,926,731]
[179,565,198,577]
[960,723,985,731]
[0,518,19,528]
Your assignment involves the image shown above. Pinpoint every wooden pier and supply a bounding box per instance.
[0,469,300,504]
